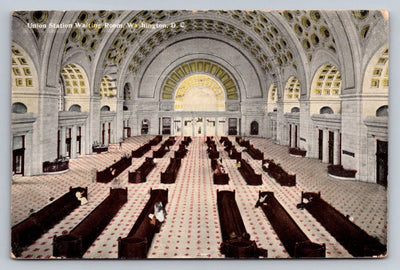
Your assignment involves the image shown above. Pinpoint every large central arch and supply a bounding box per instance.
[174,74,226,111]
[162,59,238,101]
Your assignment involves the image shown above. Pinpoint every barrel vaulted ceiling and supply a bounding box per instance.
[12,10,387,98]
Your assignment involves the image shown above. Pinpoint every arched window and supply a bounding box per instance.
[100,76,117,97]
[283,76,300,113]
[123,105,129,111]
[61,64,89,95]
[174,74,225,111]
[12,45,36,88]
[69,104,81,112]
[284,76,300,100]
[311,64,342,96]
[369,48,389,90]
[291,107,300,113]
[12,102,27,114]
[250,121,259,135]
[320,106,334,114]
[101,105,110,111]
[376,105,388,117]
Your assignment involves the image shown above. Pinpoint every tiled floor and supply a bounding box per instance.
[11,136,387,259]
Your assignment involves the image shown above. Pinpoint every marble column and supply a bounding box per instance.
[192,118,195,137]
[105,122,110,146]
[215,117,218,136]
[290,124,295,148]
[71,125,77,159]
[333,129,341,165]
[181,118,184,136]
[203,117,206,136]
[81,125,86,155]
[60,126,66,157]
[322,129,329,163]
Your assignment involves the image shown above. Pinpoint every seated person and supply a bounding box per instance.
[75,191,88,205]
[236,161,241,168]
[148,202,167,225]
[262,162,269,170]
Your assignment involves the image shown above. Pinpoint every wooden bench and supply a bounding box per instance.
[149,135,162,146]
[92,145,108,154]
[118,189,168,258]
[182,136,192,146]
[129,157,156,183]
[225,145,241,160]
[296,192,387,257]
[237,159,262,185]
[161,158,181,184]
[217,190,267,258]
[96,155,132,183]
[206,138,219,159]
[174,144,188,159]
[152,143,169,158]
[42,158,69,173]
[53,188,128,258]
[262,159,296,187]
[164,136,176,147]
[132,143,151,158]
[255,191,325,258]
[11,186,88,257]
[208,149,219,159]
[219,136,232,148]
[246,144,264,160]
[211,159,229,185]
[235,136,250,148]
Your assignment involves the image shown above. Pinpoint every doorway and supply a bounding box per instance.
[194,117,203,136]
[328,131,334,164]
[228,118,238,135]
[250,121,259,135]
[318,129,323,160]
[376,140,388,187]
[141,119,149,135]
[206,118,216,136]
[12,136,25,175]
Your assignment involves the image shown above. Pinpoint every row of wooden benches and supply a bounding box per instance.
[96,136,177,183]
[12,186,386,258]
[225,136,296,187]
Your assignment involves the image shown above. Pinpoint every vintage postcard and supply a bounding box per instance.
[10,10,388,259]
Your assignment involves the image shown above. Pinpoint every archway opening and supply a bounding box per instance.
[61,63,90,112]
[283,76,300,113]
[101,105,110,111]
[174,74,225,111]
[12,102,28,114]
[320,106,333,114]
[376,105,388,117]
[310,64,342,114]
[69,104,82,112]
[250,121,259,135]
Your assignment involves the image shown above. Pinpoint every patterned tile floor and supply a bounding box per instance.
[11,136,387,259]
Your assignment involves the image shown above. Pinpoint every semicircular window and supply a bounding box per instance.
[320,106,334,114]
[291,107,300,113]
[101,105,111,111]
[69,104,81,112]
[12,102,27,114]
[376,105,388,117]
